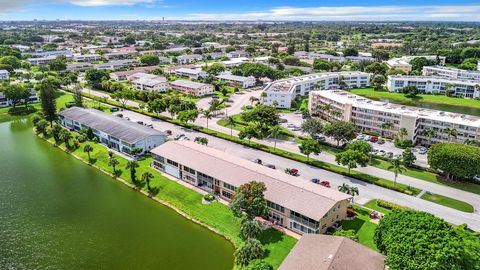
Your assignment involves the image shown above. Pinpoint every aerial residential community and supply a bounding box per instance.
[1,1,480,270]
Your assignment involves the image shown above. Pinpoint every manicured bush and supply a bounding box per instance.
[203,193,215,202]
[376,199,409,211]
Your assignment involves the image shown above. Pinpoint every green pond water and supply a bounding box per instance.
[0,117,234,269]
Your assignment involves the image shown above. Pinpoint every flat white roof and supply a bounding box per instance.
[170,80,210,89]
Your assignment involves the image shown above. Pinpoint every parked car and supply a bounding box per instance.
[310,178,320,184]
[385,152,394,158]
[313,134,326,141]
[285,168,299,176]
[165,130,172,135]
[369,136,378,143]
[124,117,130,120]
[174,134,185,140]
[279,118,288,123]
[319,181,331,188]
[473,175,480,182]
[146,124,153,128]
[116,114,123,118]
[364,135,371,141]
[265,164,276,169]
[136,121,144,125]
[377,139,385,144]
[418,147,428,155]
[292,127,301,131]
[356,134,365,140]
[110,107,119,112]
[254,158,262,164]
[378,150,386,156]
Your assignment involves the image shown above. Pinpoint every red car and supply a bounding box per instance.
[369,136,378,143]
[285,168,299,176]
[320,181,331,188]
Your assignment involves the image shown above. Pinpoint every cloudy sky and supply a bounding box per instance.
[0,0,480,21]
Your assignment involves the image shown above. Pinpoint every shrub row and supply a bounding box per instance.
[376,199,410,211]
[67,89,422,196]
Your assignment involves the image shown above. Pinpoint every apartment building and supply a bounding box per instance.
[150,141,351,234]
[227,50,247,58]
[67,63,93,72]
[215,72,256,88]
[169,80,214,96]
[176,54,203,64]
[28,55,57,65]
[387,75,480,98]
[309,90,480,145]
[262,72,371,108]
[103,51,139,60]
[0,69,9,80]
[131,73,169,92]
[110,66,157,81]
[422,66,480,81]
[73,54,101,62]
[0,89,39,108]
[174,68,207,79]
[385,55,446,74]
[59,107,166,155]
[30,50,73,58]
[93,59,139,70]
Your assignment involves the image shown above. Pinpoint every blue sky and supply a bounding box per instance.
[1,0,480,21]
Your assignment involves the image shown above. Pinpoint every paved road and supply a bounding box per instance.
[116,109,480,231]
[78,87,480,230]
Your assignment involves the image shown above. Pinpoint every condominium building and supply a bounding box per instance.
[176,54,203,64]
[309,90,480,145]
[422,66,480,81]
[30,50,73,58]
[0,69,9,80]
[93,59,139,70]
[28,55,57,65]
[387,75,480,98]
[169,80,214,96]
[110,66,157,81]
[173,68,207,79]
[73,54,102,62]
[150,141,351,234]
[103,51,139,60]
[0,89,39,108]
[216,72,256,88]
[262,72,371,108]
[131,73,169,92]
[385,55,446,74]
[67,63,94,72]
[59,107,166,155]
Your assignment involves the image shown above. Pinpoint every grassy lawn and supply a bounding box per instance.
[40,132,296,269]
[350,88,480,109]
[340,206,378,251]
[363,200,392,214]
[421,192,475,213]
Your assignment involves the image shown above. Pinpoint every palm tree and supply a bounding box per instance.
[142,171,154,190]
[349,186,359,197]
[380,122,394,138]
[59,129,72,147]
[268,125,281,150]
[108,156,119,174]
[388,158,405,186]
[83,144,93,162]
[249,96,259,105]
[330,110,342,118]
[444,128,457,142]
[226,116,236,137]
[126,160,139,182]
[338,183,350,193]
[422,129,437,145]
[201,109,213,130]
[398,128,408,141]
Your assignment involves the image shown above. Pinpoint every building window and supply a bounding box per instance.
[267,200,285,213]
[183,165,195,174]
[223,182,237,191]
[222,190,234,199]
[166,159,178,167]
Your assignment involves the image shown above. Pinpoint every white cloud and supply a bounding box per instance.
[189,5,480,21]
[66,0,156,6]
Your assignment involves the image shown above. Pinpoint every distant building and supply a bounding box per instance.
[423,66,480,81]
[385,55,446,74]
[28,55,57,65]
[216,72,256,88]
[110,66,157,81]
[176,54,203,64]
[227,50,247,58]
[0,69,9,80]
[309,90,480,145]
[59,107,166,155]
[387,75,480,98]
[174,68,207,80]
[30,50,72,58]
[131,73,169,92]
[0,89,39,108]
[73,54,101,62]
[262,72,371,108]
[169,80,214,96]
[151,141,351,234]
[279,234,386,270]
[94,59,139,70]
[67,63,93,72]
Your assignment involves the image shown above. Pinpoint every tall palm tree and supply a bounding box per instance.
[226,116,236,137]
[444,128,457,142]
[380,122,394,138]
[126,160,139,182]
[349,186,359,197]
[201,109,213,130]
[398,128,408,141]
[268,125,281,150]
[249,96,259,105]
[422,129,437,145]
[108,156,119,174]
[142,171,154,190]
[338,183,350,193]
[388,158,405,186]
[83,144,93,162]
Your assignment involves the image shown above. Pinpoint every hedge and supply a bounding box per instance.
[65,88,422,196]
[376,199,410,211]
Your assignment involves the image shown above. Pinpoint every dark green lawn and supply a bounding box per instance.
[340,206,378,251]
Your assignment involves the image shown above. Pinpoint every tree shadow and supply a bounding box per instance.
[258,228,284,245]
[148,186,161,197]
[113,169,123,177]
[88,157,98,165]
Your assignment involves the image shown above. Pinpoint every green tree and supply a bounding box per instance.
[428,143,480,180]
[300,117,323,137]
[234,238,264,266]
[108,156,119,174]
[200,109,213,130]
[240,218,262,240]
[335,150,369,173]
[47,56,67,71]
[375,210,480,270]
[178,109,199,125]
[241,104,279,136]
[444,128,458,142]
[245,260,272,270]
[230,181,268,220]
[398,127,408,141]
[333,229,359,242]
[83,143,93,162]
[422,128,437,145]
[226,116,236,137]
[85,69,110,89]
[365,62,388,76]
[343,48,359,57]
[126,160,140,182]
[298,139,322,161]
[388,158,405,186]
[204,63,225,75]
[401,85,419,98]
[194,137,209,145]
[4,84,31,108]
[73,85,83,107]
[139,54,160,66]
[268,125,281,150]
[142,171,154,190]
[346,140,373,154]
[322,121,357,147]
[34,119,48,135]
[402,148,416,167]
[0,55,21,69]
[380,122,394,137]
[36,77,60,126]
[111,89,135,108]
[147,98,167,116]
[238,123,262,144]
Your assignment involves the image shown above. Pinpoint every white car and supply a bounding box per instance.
[473,175,480,182]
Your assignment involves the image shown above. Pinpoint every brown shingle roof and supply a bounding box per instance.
[279,234,386,270]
